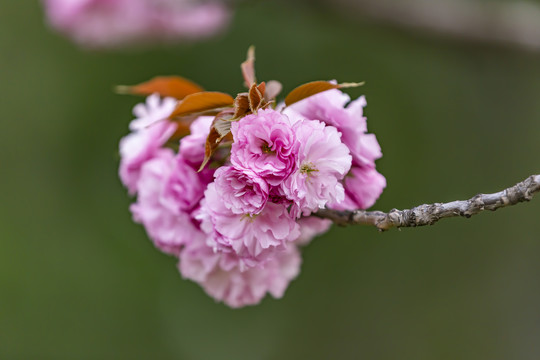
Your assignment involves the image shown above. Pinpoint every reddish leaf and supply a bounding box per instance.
[199,110,235,171]
[261,101,274,110]
[233,93,250,119]
[284,81,364,107]
[241,46,256,87]
[116,76,204,100]
[200,127,221,171]
[257,82,266,96]
[215,122,232,140]
[170,91,234,118]
[248,83,263,113]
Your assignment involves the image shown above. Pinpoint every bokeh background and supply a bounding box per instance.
[2,1,540,359]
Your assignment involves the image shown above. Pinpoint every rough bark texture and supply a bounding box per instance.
[316,174,540,231]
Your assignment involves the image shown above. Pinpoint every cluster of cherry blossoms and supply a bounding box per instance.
[118,50,386,307]
[42,0,231,48]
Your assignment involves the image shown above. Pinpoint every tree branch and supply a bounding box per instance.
[332,0,540,52]
[316,174,540,231]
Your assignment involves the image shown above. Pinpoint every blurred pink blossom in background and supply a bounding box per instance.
[42,0,232,48]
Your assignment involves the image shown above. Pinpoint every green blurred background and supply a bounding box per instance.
[1,1,540,359]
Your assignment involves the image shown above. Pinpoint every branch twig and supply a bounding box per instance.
[316,174,540,231]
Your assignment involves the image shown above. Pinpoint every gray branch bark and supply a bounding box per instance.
[333,0,540,52]
[316,174,540,231]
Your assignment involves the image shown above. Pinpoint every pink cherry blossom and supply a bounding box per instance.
[163,156,210,213]
[197,183,300,268]
[119,95,177,194]
[284,88,386,210]
[130,150,208,256]
[295,217,332,246]
[118,121,177,195]
[231,109,297,186]
[214,166,269,215]
[179,239,301,308]
[129,93,177,131]
[284,89,382,167]
[282,87,350,126]
[178,116,213,168]
[117,65,388,308]
[281,119,352,216]
[331,165,387,211]
[42,0,231,49]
